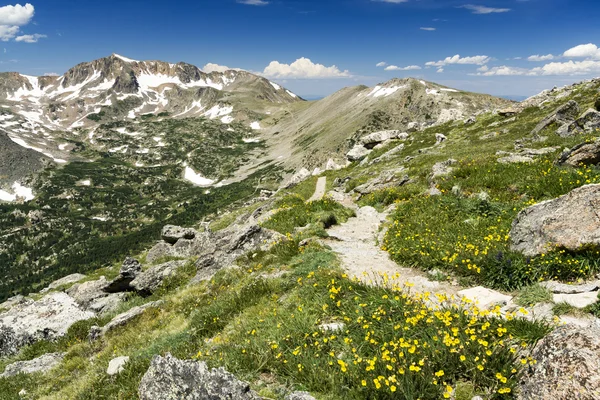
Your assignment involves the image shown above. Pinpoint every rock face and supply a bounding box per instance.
[510,184,600,256]
[285,168,311,188]
[138,353,261,400]
[430,159,457,180]
[0,352,65,378]
[558,139,600,167]
[518,325,600,400]
[0,292,94,356]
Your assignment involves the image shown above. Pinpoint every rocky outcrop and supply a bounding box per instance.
[147,223,283,283]
[285,392,316,400]
[130,260,187,295]
[0,292,94,357]
[458,287,512,310]
[531,100,580,136]
[497,147,559,164]
[67,277,126,314]
[285,168,311,188]
[556,108,600,137]
[359,130,409,149]
[138,353,261,400]
[518,325,600,399]
[162,225,197,245]
[353,169,410,198]
[430,159,457,180]
[557,139,600,167]
[510,184,600,256]
[103,257,142,293]
[0,352,65,378]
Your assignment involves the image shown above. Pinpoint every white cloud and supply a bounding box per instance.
[426,54,491,67]
[459,4,511,14]
[43,72,59,76]
[527,54,555,62]
[437,68,444,73]
[420,27,436,31]
[0,3,34,25]
[15,33,45,43]
[476,65,532,76]
[0,3,43,42]
[237,0,269,5]
[477,65,489,72]
[372,0,409,3]
[532,60,600,76]
[563,43,600,60]
[384,65,421,71]
[376,61,387,67]
[0,25,19,41]
[262,57,351,79]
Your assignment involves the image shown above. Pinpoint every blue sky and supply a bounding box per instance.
[1,0,600,98]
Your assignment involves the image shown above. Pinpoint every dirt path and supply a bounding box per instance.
[322,204,458,298]
[308,176,327,202]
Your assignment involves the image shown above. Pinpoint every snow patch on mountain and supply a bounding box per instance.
[183,166,215,186]
[0,182,35,202]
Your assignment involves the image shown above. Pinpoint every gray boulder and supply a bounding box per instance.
[138,353,261,400]
[147,229,212,264]
[558,140,600,167]
[556,108,600,137]
[435,133,447,144]
[107,356,130,376]
[359,130,407,149]
[0,292,94,356]
[67,277,126,314]
[346,145,370,161]
[103,257,142,293]
[510,184,600,256]
[430,159,457,180]
[518,325,600,399]
[369,143,405,164]
[130,260,187,295]
[0,352,65,378]
[162,225,197,245]
[285,168,311,188]
[353,169,410,198]
[531,100,580,136]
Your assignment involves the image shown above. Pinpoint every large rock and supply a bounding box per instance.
[359,130,407,149]
[369,143,405,164]
[138,353,261,400]
[518,325,600,399]
[510,184,600,256]
[162,225,197,245]
[353,169,410,198]
[346,145,371,161]
[146,229,212,264]
[67,277,126,314]
[531,100,580,136]
[0,292,94,356]
[558,140,600,167]
[107,356,130,376]
[130,260,187,295]
[285,168,311,188]
[0,352,65,378]
[557,108,600,137]
[430,159,457,180]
